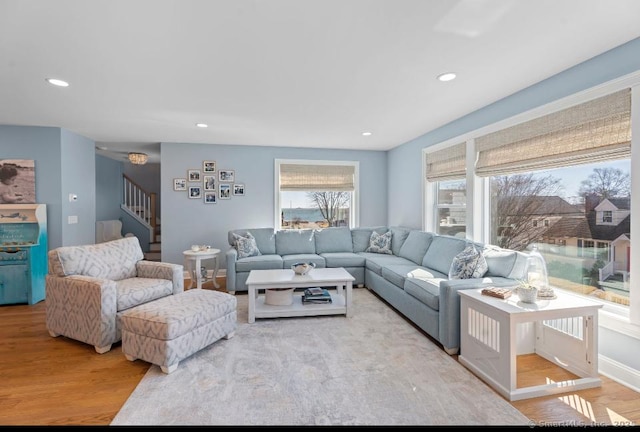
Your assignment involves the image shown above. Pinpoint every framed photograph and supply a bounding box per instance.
[0,159,35,204]
[173,178,187,191]
[188,186,202,199]
[218,169,235,183]
[188,169,201,182]
[203,160,216,173]
[203,175,216,191]
[219,183,231,199]
[233,183,245,196]
[204,191,217,204]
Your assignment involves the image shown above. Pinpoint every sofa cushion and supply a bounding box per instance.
[281,254,326,269]
[236,254,284,272]
[380,264,443,289]
[360,252,414,275]
[351,227,388,253]
[398,231,434,265]
[404,277,442,311]
[275,229,316,255]
[421,235,468,275]
[314,227,354,253]
[389,226,412,256]
[47,237,143,280]
[232,232,262,259]
[228,228,276,255]
[365,231,393,254]
[320,252,366,268]
[483,246,528,279]
[116,277,174,311]
[448,244,488,279]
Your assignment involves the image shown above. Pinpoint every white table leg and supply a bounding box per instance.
[193,256,202,289]
[345,281,353,317]
[212,254,220,288]
[248,285,256,323]
[185,256,194,289]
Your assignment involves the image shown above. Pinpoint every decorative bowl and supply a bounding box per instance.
[291,262,316,275]
[516,286,539,304]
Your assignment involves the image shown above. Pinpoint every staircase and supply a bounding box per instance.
[122,174,161,261]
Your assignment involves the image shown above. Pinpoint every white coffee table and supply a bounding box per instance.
[245,267,355,323]
[458,288,603,401]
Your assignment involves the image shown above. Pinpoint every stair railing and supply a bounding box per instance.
[123,174,157,231]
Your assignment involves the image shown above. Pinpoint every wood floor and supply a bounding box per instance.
[1,278,638,426]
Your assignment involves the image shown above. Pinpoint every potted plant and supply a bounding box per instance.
[515,280,538,304]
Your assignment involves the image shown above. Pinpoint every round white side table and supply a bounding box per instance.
[183,248,221,289]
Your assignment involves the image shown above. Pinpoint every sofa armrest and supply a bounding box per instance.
[136,261,184,295]
[226,248,238,292]
[45,274,118,349]
[438,277,520,354]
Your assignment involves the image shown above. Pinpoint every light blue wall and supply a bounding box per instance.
[160,143,387,266]
[0,125,96,249]
[388,37,640,228]
[60,129,95,246]
[96,155,124,221]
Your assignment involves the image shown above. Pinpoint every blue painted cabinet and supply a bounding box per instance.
[0,204,47,305]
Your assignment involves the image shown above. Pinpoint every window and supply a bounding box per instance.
[425,142,467,237]
[275,159,358,230]
[424,82,637,321]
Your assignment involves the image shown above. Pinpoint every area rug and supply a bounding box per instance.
[111,288,530,426]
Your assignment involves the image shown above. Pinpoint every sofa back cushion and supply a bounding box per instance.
[314,227,353,253]
[483,246,528,279]
[228,228,276,255]
[275,229,316,255]
[421,235,468,275]
[48,237,144,280]
[351,227,388,252]
[389,226,412,256]
[398,230,434,265]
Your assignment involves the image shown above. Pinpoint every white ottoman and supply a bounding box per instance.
[120,289,237,374]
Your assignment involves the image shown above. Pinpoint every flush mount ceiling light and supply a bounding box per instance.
[128,152,148,165]
[436,72,457,82]
[196,123,208,128]
[45,78,69,87]
[362,131,372,136]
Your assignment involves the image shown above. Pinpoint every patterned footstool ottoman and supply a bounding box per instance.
[121,289,237,374]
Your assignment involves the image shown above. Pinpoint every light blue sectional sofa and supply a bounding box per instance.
[226,226,528,354]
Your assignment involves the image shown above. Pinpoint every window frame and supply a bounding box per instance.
[422,70,640,333]
[274,159,359,231]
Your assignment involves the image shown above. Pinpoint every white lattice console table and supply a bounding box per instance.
[458,288,602,401]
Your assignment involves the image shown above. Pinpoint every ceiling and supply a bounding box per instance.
[2,0,640,164]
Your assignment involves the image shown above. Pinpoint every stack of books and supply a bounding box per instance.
[302,287,332,304]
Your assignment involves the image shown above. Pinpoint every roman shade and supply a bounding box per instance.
[279,163,355,191]
[475,88,631,176]
[425,142,466,182]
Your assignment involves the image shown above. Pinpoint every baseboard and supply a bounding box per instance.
[599,354,640,393]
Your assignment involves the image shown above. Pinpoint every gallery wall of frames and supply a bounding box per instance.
[172,160,244,204]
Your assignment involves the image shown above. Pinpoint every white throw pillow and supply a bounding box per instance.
[365,231,393,254]
[448,244,488,279]
[233,232,262,259]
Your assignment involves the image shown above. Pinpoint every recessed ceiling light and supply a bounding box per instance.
[46,78,69,87]
[196,123,208,128]
[436,72,456,82]
[362,131,372,136]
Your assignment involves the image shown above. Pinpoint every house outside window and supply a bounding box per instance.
[275,159,358,230]
[603,210,613,223]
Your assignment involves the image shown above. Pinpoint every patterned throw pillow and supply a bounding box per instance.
[233,232,262,259]
[365,231,393,254]
[448,244,488,279]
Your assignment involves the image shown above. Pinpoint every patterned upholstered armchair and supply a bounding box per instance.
[46,237,183,353]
